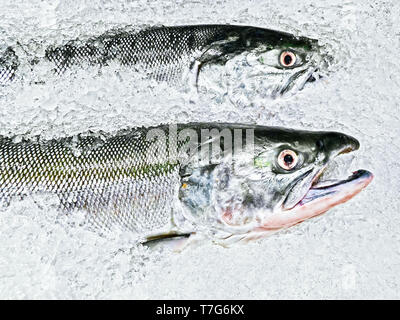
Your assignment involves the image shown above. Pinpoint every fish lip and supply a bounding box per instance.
[307,74,317,82]
[281,168,315,210]
[279,66,317,96]
[311,170,372,190]
[306,69,321,83]
[286,169,374,211]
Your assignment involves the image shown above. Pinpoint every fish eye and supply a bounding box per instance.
[279,51,296,68]
[277,149,298,170]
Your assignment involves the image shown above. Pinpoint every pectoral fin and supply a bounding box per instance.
[143,232,206,252]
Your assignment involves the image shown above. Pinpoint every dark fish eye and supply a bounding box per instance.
[284,154,294,164]
[278,149,298,170]
[279,51,296,68]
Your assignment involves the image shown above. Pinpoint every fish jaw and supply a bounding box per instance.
[258,170,373,230]
[278,63,319,97]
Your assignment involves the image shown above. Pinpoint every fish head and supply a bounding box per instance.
[178,125,373,244]
[212,28,331,105]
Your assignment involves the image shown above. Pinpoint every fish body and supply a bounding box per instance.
[0,123,372,246]
[1,25,326,99]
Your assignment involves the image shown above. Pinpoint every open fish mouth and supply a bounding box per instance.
[227,168,373,245]
[288,169,373,216]
[260,169,373,230]
[279,67,319,96]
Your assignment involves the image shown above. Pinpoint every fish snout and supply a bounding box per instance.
[316,132,360,157]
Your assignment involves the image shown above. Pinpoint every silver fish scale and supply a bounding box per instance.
[0,66,15,85]
[0,48,18,85]
[0,130,181,235]
[44,25,230,81]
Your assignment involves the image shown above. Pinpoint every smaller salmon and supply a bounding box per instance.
[1,25,327,100]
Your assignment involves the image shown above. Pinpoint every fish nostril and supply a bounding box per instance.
[316,139,324,150]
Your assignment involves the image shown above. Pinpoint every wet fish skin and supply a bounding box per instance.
[0,123,372,245]
[0,127,181,235]
[1,25,323,97]
[44,25,316,80]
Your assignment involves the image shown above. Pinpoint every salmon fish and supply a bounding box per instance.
[1,25,327,100]
[0,123,373,248]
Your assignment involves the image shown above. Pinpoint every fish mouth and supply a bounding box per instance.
[279,67,318,96]
[291,169,373,214]
[306,73,318,83]
[261,169,373,230]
